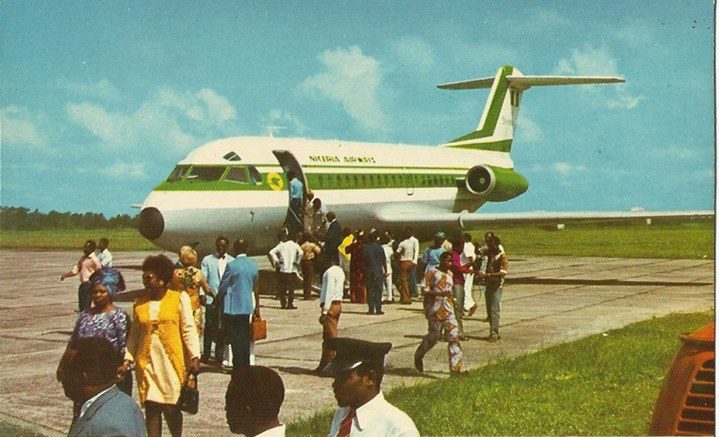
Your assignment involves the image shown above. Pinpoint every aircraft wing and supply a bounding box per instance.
[372,204,714,229]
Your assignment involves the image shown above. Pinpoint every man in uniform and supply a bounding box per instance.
[324,337,419,437]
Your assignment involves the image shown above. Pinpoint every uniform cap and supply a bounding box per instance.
[323,338,392,373]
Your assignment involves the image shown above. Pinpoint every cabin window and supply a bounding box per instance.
[167,165,189,182]
[226,167,249,184]
[187,166,225,182]
[248,166,263,185]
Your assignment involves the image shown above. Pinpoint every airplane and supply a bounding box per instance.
[136,65,713,255]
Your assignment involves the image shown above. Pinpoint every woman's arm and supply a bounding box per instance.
[179,292,201,372]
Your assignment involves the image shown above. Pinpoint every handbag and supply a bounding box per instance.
[177,373,199,414]
[250,316,267,341]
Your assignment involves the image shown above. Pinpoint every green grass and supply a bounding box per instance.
[463,220,714,259]
[287,311,714,436]
[0,228,156,251]
[0,220,714,259]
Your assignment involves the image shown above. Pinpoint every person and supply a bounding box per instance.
[300,232,322,300]
[57,267,131,420]
[171,247,211,337]
[95,238,113,268]
[200,236,233,364]
[269,231,302,309]
[325,338,419,437]
[316,256,345,372]
[62,337,147,437]
[225,366,286,437]
[308,197,328,239]
[345,230,367,304]
[122,254,201,437]
[475,231,504,321]
[396,230,416,304]
[414,252,464,375]
[419,233,446,295]
[478,234,509,342]
[337,227,354,295]
[61,240,102,312]
[287,171,304,236]
[324,212,343,265]
[461,233,478,317]
[381,233,395,304]
[362,232,386,315]
[449,238,473,341]
[218,239,261,368]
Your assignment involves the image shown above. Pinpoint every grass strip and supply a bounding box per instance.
[0,228,157,251]
[287,311,713,436]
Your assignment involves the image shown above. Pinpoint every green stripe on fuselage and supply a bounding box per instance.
[444,139,512,152]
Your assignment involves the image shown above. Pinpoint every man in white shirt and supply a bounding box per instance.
[406,228,420,299]
[268,231,302,309]
[226,365,286,437]
[325,338,419,437]
[396,230,416,304]
[315,257,345,372]
[95,238,113,268]
[460,233,478,316]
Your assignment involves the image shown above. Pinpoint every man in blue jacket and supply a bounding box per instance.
[201,236,234,365]
[218,239,261,369]
[63,337,146,437]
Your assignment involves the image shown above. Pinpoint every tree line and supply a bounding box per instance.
[0,206,138,230]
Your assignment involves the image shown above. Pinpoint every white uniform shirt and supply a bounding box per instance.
[256,424,286,437]
[461,241,475,264]
[269,240,303,274]
[397,238,414,262]
[408,236,419,264]
[320,265,345,311]
[95,249,113,268]
[328,392,419,437]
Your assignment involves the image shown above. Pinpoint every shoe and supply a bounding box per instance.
[221,365,233,374]
[458,334,469,341]
[200,355,211,365]
[376,311,385,315]
[468,304,478,317]
[488,333,500,342]
[288,305,298,309]
[479,317,489,322]
[450,371,468,378]
[414,355,424,372]
[366,311,375,315]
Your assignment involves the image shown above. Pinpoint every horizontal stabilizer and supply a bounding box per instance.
[438,75,624,91]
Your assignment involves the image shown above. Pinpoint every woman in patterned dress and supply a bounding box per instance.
[56,267,130,421]
[121,254,201,437]
[170,246,211,337]
[344,230,367,304]
[413,251,464,375]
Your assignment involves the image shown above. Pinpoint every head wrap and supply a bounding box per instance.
[89,267,126,297]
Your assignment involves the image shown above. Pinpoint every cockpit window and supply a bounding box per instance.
[226,167,249,183]
[187,166,225,182]
[223,152,241,161]
[248,166,263,185]
[167,165,189,182]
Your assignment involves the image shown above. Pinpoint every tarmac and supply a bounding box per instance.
[0,249,714,436]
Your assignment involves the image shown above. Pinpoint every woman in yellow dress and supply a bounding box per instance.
[170,246,212,337]
[121,254,201,437]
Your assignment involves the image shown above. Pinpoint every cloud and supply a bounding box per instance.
[100,162,148,179]
[553,161,587,176]
[516,112,543,143]
[301,45,386,133]
[58,78,121,101]
[529,9,570,27]
[554,46,645,110]
[611,21,654,46]
[390,36,435,73]
[66,86,240,153]
[0,106,47,148]
[261,109,307,136]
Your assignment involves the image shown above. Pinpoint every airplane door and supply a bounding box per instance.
[404,168,414,196]
[273,150,308,234]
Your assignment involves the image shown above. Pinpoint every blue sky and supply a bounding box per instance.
[1,1,714,216]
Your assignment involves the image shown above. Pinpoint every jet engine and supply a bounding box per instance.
[464,165,529,201]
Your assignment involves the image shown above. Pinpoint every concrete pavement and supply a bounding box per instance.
[0,250,713,436]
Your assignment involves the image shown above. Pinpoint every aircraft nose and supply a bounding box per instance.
[138,207,164,240]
